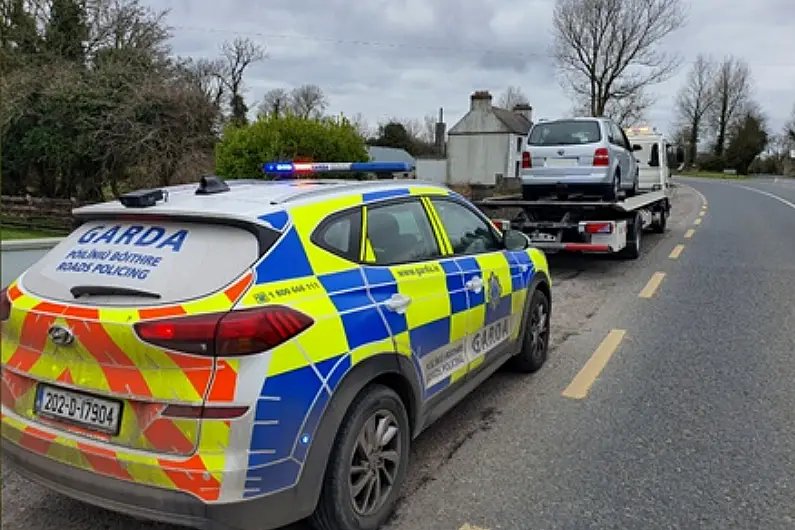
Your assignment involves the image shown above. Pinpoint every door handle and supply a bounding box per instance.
[465,276,484,293]
[384,293,412,314]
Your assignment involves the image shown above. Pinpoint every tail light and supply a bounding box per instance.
[584,222,613,234]
[134,305,313,356]
[593,147,609,167]
[0,288,10,322]
[521,151,531,169]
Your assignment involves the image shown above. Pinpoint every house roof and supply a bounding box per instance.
[367,145,415,165]
[492,107,533,135]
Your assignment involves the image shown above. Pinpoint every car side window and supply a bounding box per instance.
[313,209,360,261]
[430,199,502,255]
[366,200,441,265]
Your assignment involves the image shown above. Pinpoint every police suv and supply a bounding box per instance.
[0,163,552,530]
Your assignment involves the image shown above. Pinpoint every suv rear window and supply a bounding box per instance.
[22,219,265,306]
[528,120,602,146]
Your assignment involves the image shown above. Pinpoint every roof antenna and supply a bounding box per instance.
[196,175,230,195]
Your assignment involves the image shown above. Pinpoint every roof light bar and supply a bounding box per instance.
[262,161,413,177]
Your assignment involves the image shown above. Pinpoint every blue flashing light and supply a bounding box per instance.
[262,161,413,177]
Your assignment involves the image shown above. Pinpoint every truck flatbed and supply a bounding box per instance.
[474,189,668,213]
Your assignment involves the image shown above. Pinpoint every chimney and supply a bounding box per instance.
[470,90,493,112]
[512,103,533,124]
[434,106,446,157]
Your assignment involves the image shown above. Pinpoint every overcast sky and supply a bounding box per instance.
[159,0,794,137]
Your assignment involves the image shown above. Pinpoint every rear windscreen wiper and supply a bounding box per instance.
[70,285,161,299]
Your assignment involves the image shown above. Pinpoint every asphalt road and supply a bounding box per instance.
[388,176,795,530]
[6,178,794,530]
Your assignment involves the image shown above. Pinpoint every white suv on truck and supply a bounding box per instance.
[521,117,641,202]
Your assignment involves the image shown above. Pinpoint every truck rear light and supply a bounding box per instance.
[134,306,313,356]
[584,222,613,234]
[0,288,10,322]
[521,151,531,169]
[593,147,609,167]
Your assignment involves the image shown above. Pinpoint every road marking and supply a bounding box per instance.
[459,525,490,530]
[684,229,695,238]
[639,272,666,299]
[693,218,702,225]
[669,244,685,259]
[698,210,706,217]
[733,183,795,211]
[562,329,627,399]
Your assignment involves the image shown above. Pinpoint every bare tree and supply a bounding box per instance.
[675,55,717,165]
[346,112,371,138]
[218,37,266,124]
[708,56,752,156]
[180,57,226,107]
[289,84,328,119]
[785,103,795,143]
[258,88,290,118]
[422,113,436,144]
[552,0,686,118]
[497,86,530,110]
[570,90,650,128]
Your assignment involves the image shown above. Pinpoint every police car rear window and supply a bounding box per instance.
[21,220,261,306]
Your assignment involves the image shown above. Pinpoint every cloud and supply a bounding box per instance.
[158,0,795,136]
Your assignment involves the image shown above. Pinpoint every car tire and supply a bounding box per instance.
[522,185,540,202]
[605,172,621,201]
[309,384,410,530]
[626,174,639,197]
[508,288,551,373]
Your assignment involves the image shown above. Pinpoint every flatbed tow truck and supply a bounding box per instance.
[476,126,684,260]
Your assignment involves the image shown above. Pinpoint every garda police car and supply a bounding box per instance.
[0,162,552,530]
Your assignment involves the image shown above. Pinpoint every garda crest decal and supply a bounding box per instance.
[487,272,502,311]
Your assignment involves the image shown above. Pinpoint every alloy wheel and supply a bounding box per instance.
[348,410,401,517]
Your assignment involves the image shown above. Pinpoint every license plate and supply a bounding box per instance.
[545,158,577,167]
[35,384,122,435]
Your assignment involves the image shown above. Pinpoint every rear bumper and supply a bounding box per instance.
[3,438,312,530]
[522,170,612,186]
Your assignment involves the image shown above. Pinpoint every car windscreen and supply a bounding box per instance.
[21,219,267,306]
[528,120,602,146]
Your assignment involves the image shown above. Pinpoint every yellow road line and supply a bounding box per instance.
[669,244,685,259]
[562,329,627,399]
[699,210,706,217]
[684,229,695,239]
[693,218,702,225]
[459,525,490,530]
[639,272,666,298]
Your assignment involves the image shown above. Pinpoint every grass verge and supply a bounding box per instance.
[1,226,67,240]
[677,171,748,180]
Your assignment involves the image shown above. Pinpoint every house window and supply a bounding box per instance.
[515,160,521,178]
[516,136,523,153]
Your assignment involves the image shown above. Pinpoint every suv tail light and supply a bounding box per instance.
[0,288,10,322]
[521,151,531,169]
[593,147,609,167]
[134,306,313,356]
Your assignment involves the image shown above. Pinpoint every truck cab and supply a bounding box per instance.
[625,126,685,192]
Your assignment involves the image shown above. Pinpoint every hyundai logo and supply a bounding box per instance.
[47,325,75,346]
[557,149,565,156]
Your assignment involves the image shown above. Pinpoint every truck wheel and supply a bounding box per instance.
[651,208,667,233]
[619,212,642,260]
[508,288,551,373]
[310,385,410,530]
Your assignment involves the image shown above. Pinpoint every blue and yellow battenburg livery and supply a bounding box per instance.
[0,161,551,530]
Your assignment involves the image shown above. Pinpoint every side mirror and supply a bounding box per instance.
[503,229,530,251]
[649,144,660,167]
[632,144,643,151]
[676,146,685,164]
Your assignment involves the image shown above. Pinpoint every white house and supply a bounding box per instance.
[446,90,533,186]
